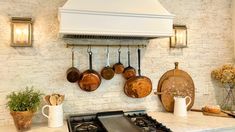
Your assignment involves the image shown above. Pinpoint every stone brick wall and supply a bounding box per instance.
[0,0,233,125]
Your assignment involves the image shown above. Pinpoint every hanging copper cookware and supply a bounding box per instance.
[66,50,80,83]
[123,47,136,80]
[113,46,124,74]
[101,46,115,80]
[78,48,101,92]
[154,62,195,112]
[124,48,152,98]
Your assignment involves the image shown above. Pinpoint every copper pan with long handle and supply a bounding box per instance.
[123,47,136,80]
[124,48,152,98]
[78,49,101,92]
[101,46,115,80]
[66,50,80,83]
[113,46,124,74]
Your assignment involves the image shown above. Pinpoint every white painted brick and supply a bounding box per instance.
[0,0,233,126]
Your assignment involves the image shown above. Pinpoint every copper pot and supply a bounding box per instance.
[66,51,80,83]
[113,49,124,74]
[124,48,152,98]
[78,51,101,92]
[101,46,115,80]
[123,49,136,80]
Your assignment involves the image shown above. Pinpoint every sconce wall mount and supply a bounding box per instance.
[170,25,187,48]
[11,17,32,47]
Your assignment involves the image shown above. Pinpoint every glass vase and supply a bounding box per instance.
[220,87,235,111]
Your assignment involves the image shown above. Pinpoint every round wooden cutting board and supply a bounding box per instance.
[161,76,194,112]
[156,62,195,112]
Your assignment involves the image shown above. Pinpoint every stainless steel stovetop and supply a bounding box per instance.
[67,110,172,132]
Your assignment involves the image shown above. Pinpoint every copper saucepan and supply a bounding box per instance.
[123,47,136,80]
[101,46,115,80]
[113,47,124,74]
[78,49,101,92]
[124,48,152,98]
[66,50,80,83]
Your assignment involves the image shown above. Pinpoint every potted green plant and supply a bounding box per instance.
[6,87,43,130]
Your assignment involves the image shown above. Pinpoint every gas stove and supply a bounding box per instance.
[67,110,172,132]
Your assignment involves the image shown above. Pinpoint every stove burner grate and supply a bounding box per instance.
[127,113,172,132]
[74,122,98,132]
[68,115,107,132]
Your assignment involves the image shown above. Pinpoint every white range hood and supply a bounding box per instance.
[58,0,174,38]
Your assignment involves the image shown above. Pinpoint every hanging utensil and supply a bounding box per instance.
[124,48,152,98]
[66,48,80,83]
[101,45,115,80]
[113,46,124,74]
[78,46,102,92]
[123,46,136,80]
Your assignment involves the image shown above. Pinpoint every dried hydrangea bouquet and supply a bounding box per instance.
[211,64,235,111]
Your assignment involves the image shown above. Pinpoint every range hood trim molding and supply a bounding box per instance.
[59,0,175,38]
[59,29,172,37]
[59,8,175,19]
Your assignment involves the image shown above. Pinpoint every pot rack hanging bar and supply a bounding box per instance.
[66,43,146,48]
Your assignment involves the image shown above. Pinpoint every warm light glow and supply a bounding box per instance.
[176,31,184,44]
[13,23,29,44]
[170,25,187,48]
[11,17,32,46]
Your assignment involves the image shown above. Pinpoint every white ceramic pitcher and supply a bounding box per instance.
[173,96,192,117]
[42,104,64,128]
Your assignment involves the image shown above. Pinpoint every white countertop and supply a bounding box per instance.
[148,111,235,132]
[0,121,69,132]
[0,111,235,132]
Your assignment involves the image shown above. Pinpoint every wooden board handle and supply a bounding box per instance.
[174,62,179,69]
[191,109,203,112]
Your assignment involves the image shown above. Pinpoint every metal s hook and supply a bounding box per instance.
[118,45,121,52]
[87,45,92,53]
[71,45,75,52]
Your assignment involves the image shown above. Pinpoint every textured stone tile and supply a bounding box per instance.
[0,0,233,126]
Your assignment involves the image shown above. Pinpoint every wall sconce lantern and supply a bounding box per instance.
[170,25,187,48]
[11,17,32,47]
